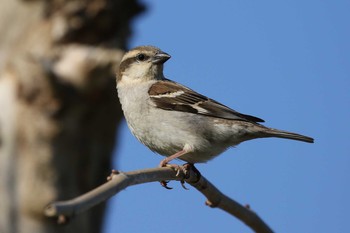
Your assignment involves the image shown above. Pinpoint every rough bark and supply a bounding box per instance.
[0,0,144,232]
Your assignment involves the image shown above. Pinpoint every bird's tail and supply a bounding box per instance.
[261,127,314,143]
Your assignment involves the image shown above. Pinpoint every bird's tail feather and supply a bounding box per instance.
[262,128,314,143]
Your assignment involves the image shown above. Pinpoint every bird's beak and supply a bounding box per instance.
[152,52,171,64]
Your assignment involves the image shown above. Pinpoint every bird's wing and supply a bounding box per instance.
[148,80,264,123]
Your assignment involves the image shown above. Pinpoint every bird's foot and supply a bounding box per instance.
[178,163,200,189]
[159,161,181,189]
[180,180,189,190]
[160,180,173,190]
[158,161,199,190]
[182,163,201,183]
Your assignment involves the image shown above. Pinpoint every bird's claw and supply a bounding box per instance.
[183,163,201,182]
[159,162,200,190]
[160,180,173,189]
[160,163,197,190]
[159,164,180,189]
[180,180,189,190]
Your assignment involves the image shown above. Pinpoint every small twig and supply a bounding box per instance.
[44,166,273,233]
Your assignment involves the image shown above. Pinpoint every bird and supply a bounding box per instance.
[116,45,314,167]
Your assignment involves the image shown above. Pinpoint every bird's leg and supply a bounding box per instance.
[159,149,189,167]
[159,148,191,189]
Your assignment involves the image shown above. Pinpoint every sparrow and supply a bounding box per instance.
[116,45,314,167]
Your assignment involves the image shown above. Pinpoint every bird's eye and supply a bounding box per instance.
[136,53,146,61]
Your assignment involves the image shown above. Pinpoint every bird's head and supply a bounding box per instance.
[117,46,171,84]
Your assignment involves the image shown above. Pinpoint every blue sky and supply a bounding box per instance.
[105,1,350,232]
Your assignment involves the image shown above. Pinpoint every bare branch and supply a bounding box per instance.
[44,166,273,233]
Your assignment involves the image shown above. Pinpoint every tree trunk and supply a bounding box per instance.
[0,0,144,232]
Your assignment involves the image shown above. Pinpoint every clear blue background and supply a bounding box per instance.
[105,1,350,232]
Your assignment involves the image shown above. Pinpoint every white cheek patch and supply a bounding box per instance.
[118,74,146,86]
[128,65,147,78]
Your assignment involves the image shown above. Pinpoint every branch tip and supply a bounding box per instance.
[107,169,120,181]
[205,199,219,208]
[44,204,57,217]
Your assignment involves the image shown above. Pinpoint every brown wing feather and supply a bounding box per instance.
[149,80,264,123]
